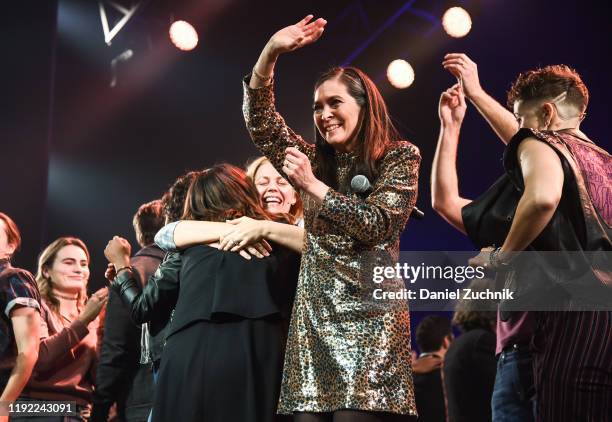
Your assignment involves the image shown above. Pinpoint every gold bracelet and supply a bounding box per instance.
[252,67,273,82]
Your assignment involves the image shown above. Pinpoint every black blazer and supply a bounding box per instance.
[168,244,299,337]
[111,244,299,339]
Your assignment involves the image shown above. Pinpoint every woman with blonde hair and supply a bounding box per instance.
[17,237,107,421]
[154,157,305,254]
[246,156,304,226]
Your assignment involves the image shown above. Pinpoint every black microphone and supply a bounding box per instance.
[350,175,424,220]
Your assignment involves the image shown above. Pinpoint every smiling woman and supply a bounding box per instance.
[244,15,421,421]
[246,156,303,224]
[17,237,108,421]
[313,77,363,152]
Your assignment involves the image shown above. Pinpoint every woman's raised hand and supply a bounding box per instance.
[438,83,467,128]
[266,15,327,56]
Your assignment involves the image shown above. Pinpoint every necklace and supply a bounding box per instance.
[55,293,80,325]
[55,292,79,301]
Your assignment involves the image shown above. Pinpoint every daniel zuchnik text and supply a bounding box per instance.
[372,288,514,300]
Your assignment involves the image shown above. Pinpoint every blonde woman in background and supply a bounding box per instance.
[16,237,107,421]
[246,156,304,226]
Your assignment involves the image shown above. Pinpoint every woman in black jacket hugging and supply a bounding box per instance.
[104,164,301,422]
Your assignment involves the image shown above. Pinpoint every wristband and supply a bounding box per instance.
[115,266,133,276]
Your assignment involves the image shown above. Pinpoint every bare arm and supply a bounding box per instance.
[172,221,235,248]
[431,84,472,233]
[499,138,563,255]
[156,221,274,260]
[220,218,304,254]
[0,307,40,402]
[443,53,519,144]
[260,221,304,253]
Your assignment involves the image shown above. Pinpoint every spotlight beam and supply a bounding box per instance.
[341,0,417,66]
[99,0,142,45]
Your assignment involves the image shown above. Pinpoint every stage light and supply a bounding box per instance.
[442,7,472,38]
[169,20,199,51]
[387,59,415,89]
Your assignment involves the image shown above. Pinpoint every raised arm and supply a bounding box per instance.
[243,16,325,176]
[431,84,472,233]
[443,53,518,144]
[105,237,179,325]
[249,15,326,89]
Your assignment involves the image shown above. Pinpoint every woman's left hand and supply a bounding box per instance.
[219,217,272,257]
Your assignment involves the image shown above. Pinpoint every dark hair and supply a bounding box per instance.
[182,164,278,223]
[133,199,165,247]
[452,279,497,332]
[416,315,452,353]
[313,67,400,191]
[162,170,201,223]
[507,64,589,112]
[0,212,21,254]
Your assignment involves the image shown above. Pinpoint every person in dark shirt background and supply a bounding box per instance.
[92,200,165,422]
[413,315,452,422]
[443,279,497,422]
[0,212,40,421]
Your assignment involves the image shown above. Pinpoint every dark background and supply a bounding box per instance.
[2,0,610,348]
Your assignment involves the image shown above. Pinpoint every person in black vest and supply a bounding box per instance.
[413,316,452,422]
[92,200,165,422]
[441,54,612,422]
